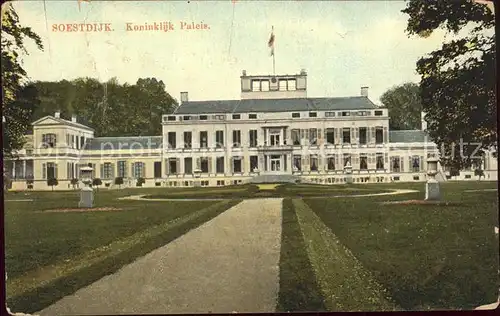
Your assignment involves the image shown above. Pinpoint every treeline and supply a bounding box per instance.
[25,77,178,136]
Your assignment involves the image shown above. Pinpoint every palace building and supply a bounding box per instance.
[5,69,498,190]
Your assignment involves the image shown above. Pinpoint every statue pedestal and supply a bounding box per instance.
[79,186,94,208]
[345,175,353,184]
[425,179,440,201]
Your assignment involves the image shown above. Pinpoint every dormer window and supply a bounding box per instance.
[183,116,191,121]
[374,110,383,116]
[249,114,257,119]
[279,79,297,91]
[42,133,57,148]
[232,114,241,120]
[167,116,176,121]
[341,112,350,117]
[309,112,317,118]
[292,112,300,118]
[252,80,270,92]
[199,115,208,120]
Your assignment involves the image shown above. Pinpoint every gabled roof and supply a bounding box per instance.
[32,116,95,131]
[389,130,433,143]
[174,96,379,114]
[84,136,163,150]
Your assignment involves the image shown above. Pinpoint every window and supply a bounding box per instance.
[309,112,317,118]
[376,153,384,170]
[261,80,270,91]
[325,112,335,117]
[46,162,56,179]
[287,79,296,90]
[216,157,224,173]
[465,174,472,179]
[41,134,57,148]
[249,114,257,119]
[232,114,241,120]
[359,127,367,145]
[80,136,85,148]
[154,161,162,178]
[292,112,300,118]
[184,157,192,174]
[214,115,225,120]
[358,111,368,116]
[360,154,368,170]
[168,159,177,174]
[393,176,400,181]
[413,176,420,181]
[71,135,75,149]
[232,130,241,147]
[343,154,351,167]
[133,162,144,178]
[199,115,207,120]
[217,180,225,186]
[184,131,192,149]
[216,130,224,148]
[279,80,287,91]
[249,130,258,147]
[326,128,335,145]
[374,110,383,116]
[291,129,300,145]
[168,132,176,149]
[375,127,384,144]
[293,155,302,171]
[327,156,335,170]
[233,157,242,173]
[183,115,191,121]
[392,157,401,172]
[342,112,350,117]
[167,116,176,121]
[200,131,208,148]
[200,157,209,173]
[342,128,351,144]
[250,156,258,172]
[102,162,113,179]
[252,80,260,92]
[309,128,317,145]
[118,161,127,177]
[412,156,420,172]
[310,155,318,171]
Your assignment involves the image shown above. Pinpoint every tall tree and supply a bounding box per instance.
[402,0,496,170]
[380,82,423,130]
[1,3,43,157]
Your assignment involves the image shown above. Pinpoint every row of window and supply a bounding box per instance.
[41,133,87,149]
[165,110,384,122]
[166,127,387,149]
[251,78,297,92]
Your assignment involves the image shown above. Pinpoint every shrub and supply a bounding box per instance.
[92,178,102,190]
[47,178,58,191]
[136,177,145,187]
[70,178,79,189]
[114,177,124,188]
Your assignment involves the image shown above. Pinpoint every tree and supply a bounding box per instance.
[114,177,124,189]
[47,178,58,191]
[70,178,79,190]
[380,82,423,130]
[1,3,43,157]
[402,0,496,171]
[92,178,102,190]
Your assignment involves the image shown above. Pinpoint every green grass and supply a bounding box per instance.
[276,199,326,312]
[5,189,240,313]
[143,183,391,199]
[302,182,499,310]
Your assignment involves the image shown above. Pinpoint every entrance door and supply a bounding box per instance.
[270,155,281,172]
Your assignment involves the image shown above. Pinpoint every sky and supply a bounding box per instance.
[10,0,475,105]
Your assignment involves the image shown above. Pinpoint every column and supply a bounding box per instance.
[23,160,26,179]
[280,129,284,146]
[12,161,16,179]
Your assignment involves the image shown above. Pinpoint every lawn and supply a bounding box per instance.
[4,189,240,313]
[296,181,499,311]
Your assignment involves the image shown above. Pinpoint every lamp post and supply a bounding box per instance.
[425,157,440,201]
[194,168,202,187]
[79,166,94,208]
[344,161,353,184]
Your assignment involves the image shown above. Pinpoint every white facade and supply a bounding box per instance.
[5,70,498,190]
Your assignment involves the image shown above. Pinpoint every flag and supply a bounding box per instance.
[78,0,91,11]
[268,28,275,56]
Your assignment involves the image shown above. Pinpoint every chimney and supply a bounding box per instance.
[242,70,247,76]
[421,111,427,131]
[71,114,77,123]
[54,111,61,118]
[360,86,369,97]
[180,92,188,103]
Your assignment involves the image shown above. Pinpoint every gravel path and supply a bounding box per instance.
[37,198,283,315]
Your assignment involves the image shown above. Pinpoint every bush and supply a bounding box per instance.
[26,179,34,190]
[92,178,102,190]
[114,177,124,188]
[47,178,58,191]
[136,177,145,187]
[70,178,79,189]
